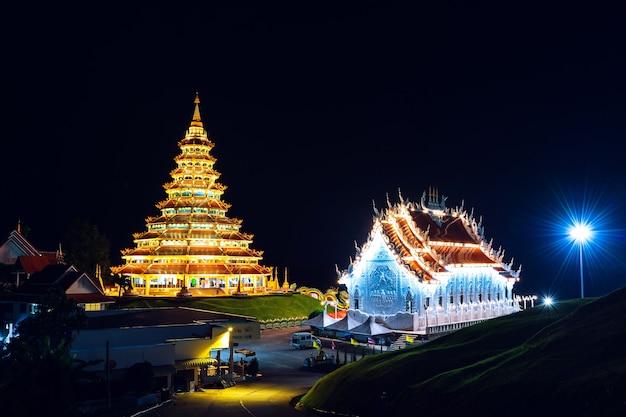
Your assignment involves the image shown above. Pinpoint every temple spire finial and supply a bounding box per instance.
[191,92,203,128]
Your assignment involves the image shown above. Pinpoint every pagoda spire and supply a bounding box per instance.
[191,92,203,128]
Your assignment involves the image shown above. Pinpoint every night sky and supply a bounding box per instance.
[3,2,626,300]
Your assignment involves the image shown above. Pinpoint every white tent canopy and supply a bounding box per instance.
[382,312,415,331]
[325,310,369,331]
[301,310,340,328]
[350,316,393,336]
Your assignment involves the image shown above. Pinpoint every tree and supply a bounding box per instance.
[112,273,133,297]
[63,218,112,281]
[0,287,88,416]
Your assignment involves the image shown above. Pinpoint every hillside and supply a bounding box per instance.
[298,287,626,417]
[111,293,323,321]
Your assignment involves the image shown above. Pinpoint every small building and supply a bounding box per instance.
[70,307,260,391]
[0,223,61,287]
[0,226,115,343]
[338,188,521,336]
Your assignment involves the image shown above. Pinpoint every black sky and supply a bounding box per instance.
[3,2,626,300]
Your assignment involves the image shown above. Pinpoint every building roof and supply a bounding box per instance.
[0,229,40,264]
[17,254,57,274]
[10,264,114,305]
[351,189,521,282]
[83,306,254,330]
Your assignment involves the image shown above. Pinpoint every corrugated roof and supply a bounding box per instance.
[83,306,253,330]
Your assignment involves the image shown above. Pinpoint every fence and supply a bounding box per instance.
[259,316,308,330]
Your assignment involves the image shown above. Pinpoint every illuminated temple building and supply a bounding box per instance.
[112,95,274,296]
[337,189,521,334]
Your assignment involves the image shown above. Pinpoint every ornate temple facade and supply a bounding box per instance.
[112,95,274,296]
[337,189,521,334]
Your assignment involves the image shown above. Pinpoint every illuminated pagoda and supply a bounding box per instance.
[112,94,272,296]
[337,188,521,334]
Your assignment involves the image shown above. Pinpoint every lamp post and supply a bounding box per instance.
[228,326,234,379]
[569,222,592,299]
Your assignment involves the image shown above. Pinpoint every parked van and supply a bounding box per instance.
[290,332,321,349]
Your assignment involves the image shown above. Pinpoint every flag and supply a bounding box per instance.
[405,335,414,343]
[313,339,321,350]
[350,337,359,346]
[367,337,375,345]
[331,340,336,350]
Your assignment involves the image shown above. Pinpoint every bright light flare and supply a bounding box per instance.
[528,180,623,299]
[568,222,593,244]
[543,297,553,306]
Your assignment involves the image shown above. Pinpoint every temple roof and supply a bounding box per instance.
[350,189,521,283]
[18,255,58,274]
[0,228,41,264]
[10,264,114,305]
[410,211,476,244]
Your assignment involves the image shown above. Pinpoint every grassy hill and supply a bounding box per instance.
[297,286,626,417]
[111,293,324,321]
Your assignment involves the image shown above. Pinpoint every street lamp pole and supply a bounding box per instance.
[228,326,234,379]
[569,222,591,299]
[578,241,584,299]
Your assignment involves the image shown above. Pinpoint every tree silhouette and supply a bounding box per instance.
[63,218,112,281]
[0,287,88,416]
[112,273,133,297]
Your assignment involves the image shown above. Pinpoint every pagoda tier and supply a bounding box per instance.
[112,94,272,296]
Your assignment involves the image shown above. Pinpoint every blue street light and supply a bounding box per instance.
[568,222,593,299]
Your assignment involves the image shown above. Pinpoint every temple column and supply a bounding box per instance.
[145,277,151,296]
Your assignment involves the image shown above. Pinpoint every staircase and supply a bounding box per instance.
[387,333,422,350]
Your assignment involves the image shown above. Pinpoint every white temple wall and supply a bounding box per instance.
[343,238,520,332]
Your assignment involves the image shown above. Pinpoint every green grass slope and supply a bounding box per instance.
[112,293,323,320]
[298,287,626,417]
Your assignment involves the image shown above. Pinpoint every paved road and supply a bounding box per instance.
[162,326,331,417]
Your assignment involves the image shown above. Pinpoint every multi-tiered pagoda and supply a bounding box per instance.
[112,95,272,296]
